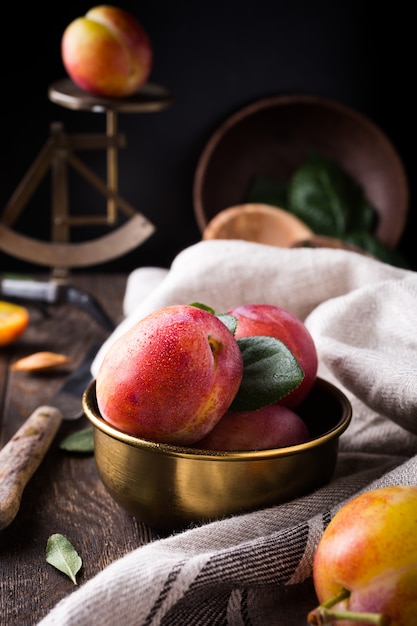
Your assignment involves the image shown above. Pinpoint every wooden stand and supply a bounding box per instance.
[0,79,173,275]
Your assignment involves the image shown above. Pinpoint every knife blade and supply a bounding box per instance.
[0,343,98,531]
[0,277,115,333]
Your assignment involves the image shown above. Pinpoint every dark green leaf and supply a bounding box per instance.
[246,173,288,209]
[230,336,304,411]
[287,152,376,237]
[60,427,94,453]
[46,534,82,585]
[343,231,410,268]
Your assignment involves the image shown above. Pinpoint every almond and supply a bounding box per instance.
[11,352,70,372]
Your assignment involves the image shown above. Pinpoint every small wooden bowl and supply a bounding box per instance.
[202,203,313,247]
[193,94,409,248]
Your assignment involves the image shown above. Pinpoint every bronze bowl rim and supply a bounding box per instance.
[82,376,352,460]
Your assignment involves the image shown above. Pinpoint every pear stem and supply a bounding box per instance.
[307,588,390,625]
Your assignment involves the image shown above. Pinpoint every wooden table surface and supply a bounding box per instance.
[0,274,162,625]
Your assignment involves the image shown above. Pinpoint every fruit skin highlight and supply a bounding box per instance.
[0,301,29,346]
[192,402,309,451]
[309,485,417,626]
[61,5,153,98]
[96,305,243,445]
[228,303,318,407]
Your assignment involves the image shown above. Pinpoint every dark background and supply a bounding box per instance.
[1,1,414,274]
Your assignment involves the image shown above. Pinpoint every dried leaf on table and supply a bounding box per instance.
[60,427,94,453]
[11,352,70,372]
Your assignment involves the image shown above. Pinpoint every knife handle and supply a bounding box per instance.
[0,406,62,530]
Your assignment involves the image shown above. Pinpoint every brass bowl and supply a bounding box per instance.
[83,377,351,531]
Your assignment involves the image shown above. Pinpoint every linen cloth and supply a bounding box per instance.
[39,240,417,626]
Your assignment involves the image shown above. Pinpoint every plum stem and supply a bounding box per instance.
[307,588,391,625]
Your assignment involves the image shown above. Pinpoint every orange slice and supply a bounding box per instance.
[0,301,30,346]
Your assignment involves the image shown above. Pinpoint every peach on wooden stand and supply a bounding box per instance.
[61,5,153,98]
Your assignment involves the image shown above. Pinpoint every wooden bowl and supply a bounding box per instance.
[202,203,313,247]
[193,94,409,248]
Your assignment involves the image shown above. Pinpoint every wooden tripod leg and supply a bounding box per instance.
[106,109,118,225]
[51,124,70,243]
[1,139,55,226]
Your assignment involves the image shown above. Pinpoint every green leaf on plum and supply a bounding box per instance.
[217,313,238,335]
[230,336,304,411]
[189,302,238,335]
[189,302,215,315]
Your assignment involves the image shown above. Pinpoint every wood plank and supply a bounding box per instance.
[0,273,163,625]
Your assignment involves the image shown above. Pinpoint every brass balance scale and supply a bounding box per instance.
[0,79,173,277]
